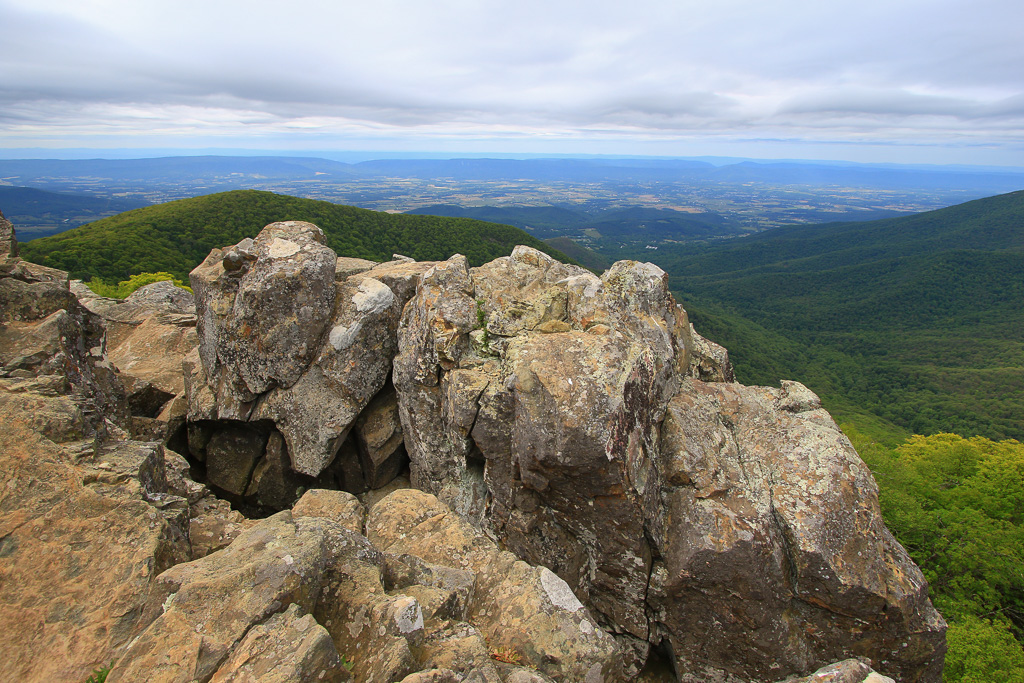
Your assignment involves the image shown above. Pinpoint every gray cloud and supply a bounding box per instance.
[1,0,1022,163]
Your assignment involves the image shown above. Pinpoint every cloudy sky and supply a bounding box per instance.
[1,0,1022,165]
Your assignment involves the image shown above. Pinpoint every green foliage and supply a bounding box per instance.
[648,190,1024,441]
[84,663,112,683]
[844,428,1024,681]
[945,615,1024,683]
[20,190,575,284]
[86,271,192,299]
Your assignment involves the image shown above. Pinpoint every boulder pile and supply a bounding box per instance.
[0,214,945,682]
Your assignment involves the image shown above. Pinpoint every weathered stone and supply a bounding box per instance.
[209,603,350,683]
[0,208,16,258]
[188,495,252,559]
[777,658,894,683]
[366,490,622,682]
[687,322,735,382]
[399,670,460,683]
[651,379,945,682]
[0,390,190,683]
[245,430,316,509]
[189,221,337,408]
[110,512,331,683]
[187,222,408,482]
[253,272,402,476]
[382,553,476,621]
[296,516,419,683]
[417,621,502,682]
[336,256,378,280]
[364,259,436,310]
[293,488,366,535]
[204,423,268,496]
[108,314,197,399]
[355,384,407,488]
[0,259,129,435]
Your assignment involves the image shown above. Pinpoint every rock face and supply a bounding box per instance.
[74,279,199,438]
[0,214,947,683]
[379,246,944,681]
[185,221,430,509]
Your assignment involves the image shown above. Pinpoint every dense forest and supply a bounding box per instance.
[846,429,1024,682]
[605,190,1024,442]
[20,190,574,284]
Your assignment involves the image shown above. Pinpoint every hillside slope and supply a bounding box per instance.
[652,190,1024,440]
[19,190,573,282]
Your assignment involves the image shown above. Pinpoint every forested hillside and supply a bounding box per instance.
[634,190,1024,441]
[19,190,572,283]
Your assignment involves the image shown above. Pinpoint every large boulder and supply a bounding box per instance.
[391,247,944,680]
[0,381,190,682]
[651,379,946,681]
[392,247,700,663]
[184,223,428,508]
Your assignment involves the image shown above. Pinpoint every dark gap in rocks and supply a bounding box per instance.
[127,382,175,418]
[638,638,679,682]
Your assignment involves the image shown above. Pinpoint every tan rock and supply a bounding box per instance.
[292,488,366,534]
[110,512,331,682]
[209,603,350,683]
[0,392,189,682]
[366,490,622,682]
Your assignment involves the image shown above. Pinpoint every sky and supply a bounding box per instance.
[1,0,1023,166]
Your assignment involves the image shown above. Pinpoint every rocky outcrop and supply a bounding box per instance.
[652,379,945,681]
[0,227,190,680]
[183,221,431,508]
[108,489,618,683]
[0,209,15,258]
[74,279,199,439]
[0,214,946,683]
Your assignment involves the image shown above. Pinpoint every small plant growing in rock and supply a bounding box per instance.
[340,654,355,672]
[475,298,490,351]
[84,663,112,683]
[489,646,522,665]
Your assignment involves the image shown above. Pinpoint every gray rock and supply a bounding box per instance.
[0,208,17,258]
[652,379,945,682]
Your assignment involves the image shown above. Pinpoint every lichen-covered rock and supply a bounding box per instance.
[393,247,691,649]
[292,488,366,534]
[109,512,332,682]
[367,489,623,682]
[0,249,128,433]
[777,658,895,683]
[390,247,944,681]
[186,222,421,492]
[651,379,946,682]
[0,208,16,258]
[209,603,350,683]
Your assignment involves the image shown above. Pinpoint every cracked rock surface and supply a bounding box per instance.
[0,215,946,683]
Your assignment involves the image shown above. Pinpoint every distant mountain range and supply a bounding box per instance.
[3,155,1023,192]
[19,190,573,283]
